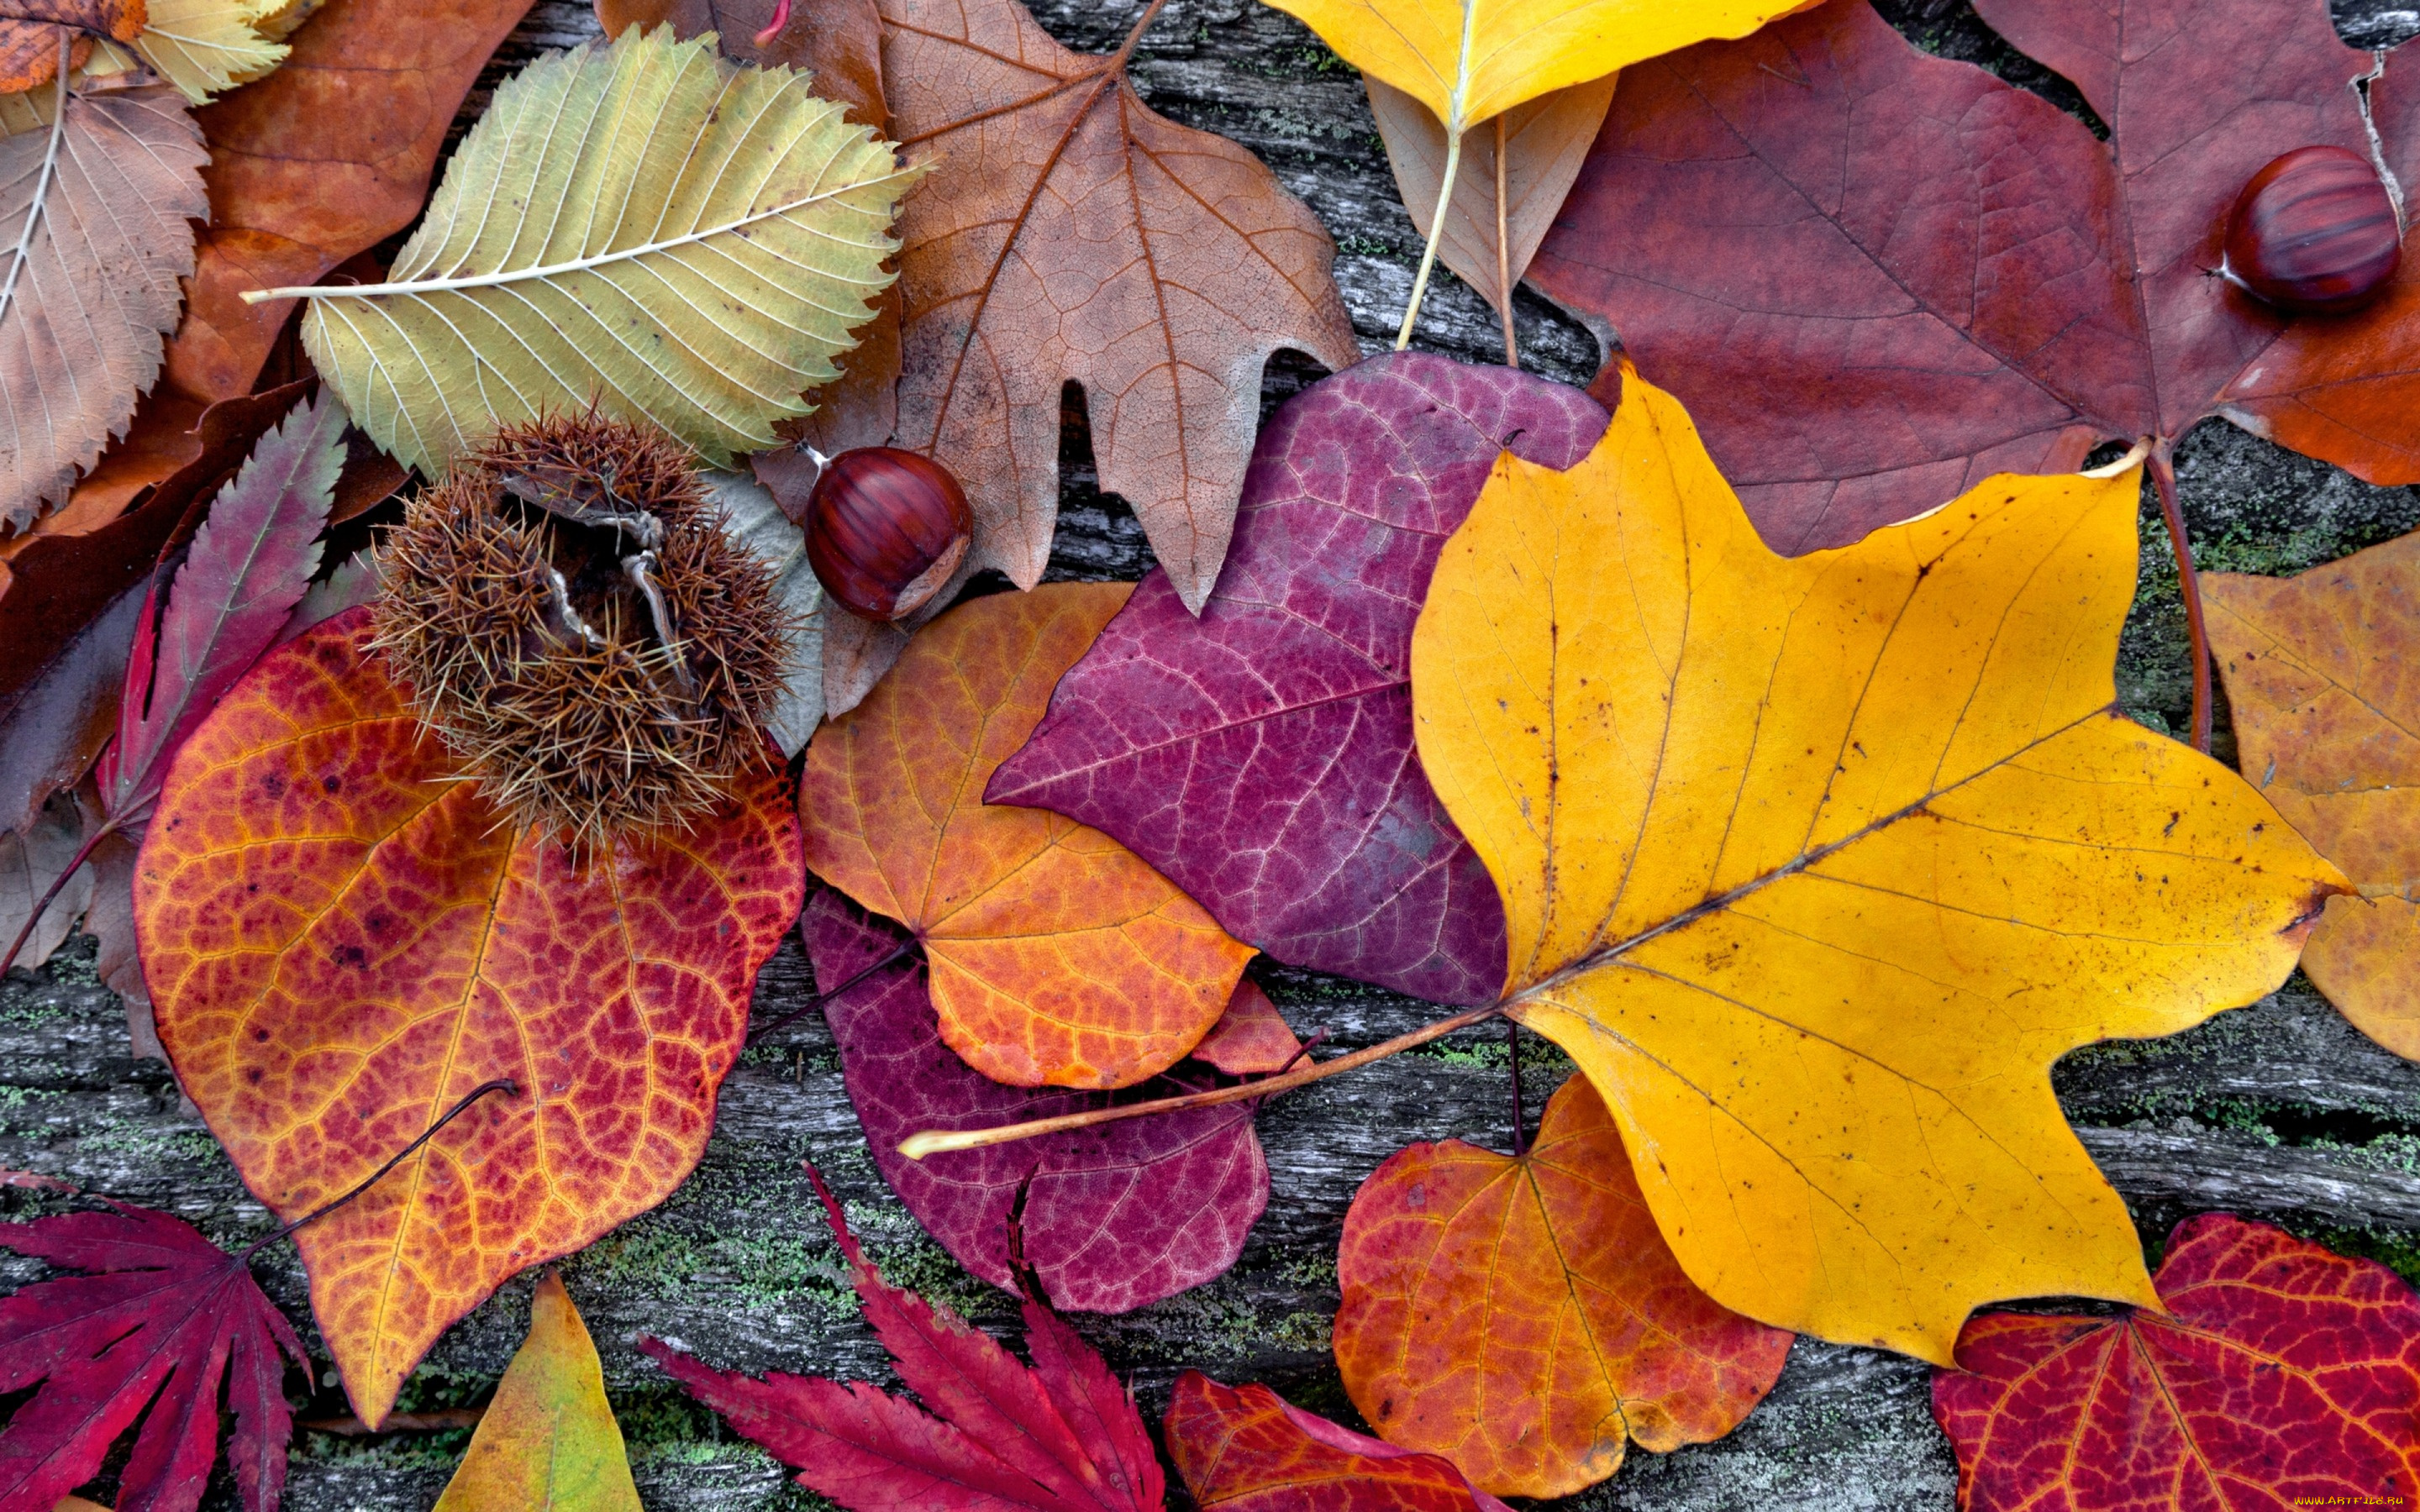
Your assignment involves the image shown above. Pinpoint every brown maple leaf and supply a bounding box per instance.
[0,1,141,94]
[774,0,1361,613]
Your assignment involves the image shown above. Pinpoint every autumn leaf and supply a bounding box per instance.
[703,469,825,759]
[1334,1074,1790,1498]
[0,1201,307,1512]
[0,81,207,531]
[1528,0,2420,555]
[0,381,311,717]
[1260,0,1781,135]
[993,352,1606,1008]
[95,389,345,828]
[592,0,902,462]
[431,1273,642,1512]
[0,3,141,95]
[57,0,535,521]
[2207,536,2420,1061]
[1932,1214,2420,1510]
[134,610,804,1427]
[1407,367,2343,1360]
[644,1163,1166,1512]
[263,28,918,478]
[1164,1373,1512,1512]
[120,0,294,102]
[770,0,1360,614]
[1365,75,1614,360]
[1255,0,1797,341]
[0,790,92,973]
[802,583,1255,1090]
[1187,979,1299,1076]
[803,887,1270,1313]
[0,386,345,984]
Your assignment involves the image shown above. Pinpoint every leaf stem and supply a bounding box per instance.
[897,1002,1503,1159]
[245,1079,518,1257]
[1506,1016,1528,1157]
[2149,445,2212,753]
[745,940,915,1046]
[1397,126,1465,350]
[1495,113,1517,367]
[0,814,118,981]
[0,36,69,328]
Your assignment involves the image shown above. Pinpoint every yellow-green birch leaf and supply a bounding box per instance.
[260,26,923,477]
[432,1273,642,1512]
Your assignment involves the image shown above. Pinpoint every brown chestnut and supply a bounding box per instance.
[2223,145,2402,314]
[804,447,974,622]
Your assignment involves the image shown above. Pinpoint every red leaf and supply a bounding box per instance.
[0,1203,308,1512]
[1163,1373,1512,1512]
[1931,1213,2420,1510]
[96,391,346,826]
[643,1163,1163,1512]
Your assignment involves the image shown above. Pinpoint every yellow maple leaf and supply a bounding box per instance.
[1408,367,2346,1361]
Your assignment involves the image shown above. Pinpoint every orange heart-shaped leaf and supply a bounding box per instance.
[134,609,802,1427]
[799,583,1254,1089]
[1334,1074,1793,1498]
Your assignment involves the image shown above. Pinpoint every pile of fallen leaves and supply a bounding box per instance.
[1,0,2418,1507]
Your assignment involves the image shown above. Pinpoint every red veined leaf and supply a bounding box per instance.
[642,1163,1163,1511]
[1932,1213,2420,1509]
[1163,1373,1512,1512]
[95,390,346,827]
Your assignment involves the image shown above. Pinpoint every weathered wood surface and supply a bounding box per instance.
[7,1,2420,1506]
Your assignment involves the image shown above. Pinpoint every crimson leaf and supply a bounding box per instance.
[990,352,1606,1005]
[0,1202,307,1512]
[643,1163,1164,1511]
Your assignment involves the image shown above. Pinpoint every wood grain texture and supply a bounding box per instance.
[5,3,2420,1509]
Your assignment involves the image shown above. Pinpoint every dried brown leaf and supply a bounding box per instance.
[0,84,206,530]
[1368,73,1615,357]
[830,0,1361,612]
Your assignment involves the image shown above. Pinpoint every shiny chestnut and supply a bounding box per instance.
[804,447,974,622]
[2223,145,2402,314]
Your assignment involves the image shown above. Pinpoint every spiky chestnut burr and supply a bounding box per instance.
[370,415,793,851]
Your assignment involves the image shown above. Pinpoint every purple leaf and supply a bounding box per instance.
[97,391,348,824]
[803,889,1269,1314]
[988,352,1607,1005]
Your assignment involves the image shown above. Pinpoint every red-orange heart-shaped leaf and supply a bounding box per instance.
[1334,1074,1792,1499]
[133,609,802,1428]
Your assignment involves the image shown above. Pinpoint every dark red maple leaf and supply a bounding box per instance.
[1932,1213,2420,1510]
[644,1163,1164,1511]
[0,1202,308,1512]
[1532,0,2417,551]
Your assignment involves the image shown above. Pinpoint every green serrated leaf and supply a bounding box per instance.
[271,26,923,476]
